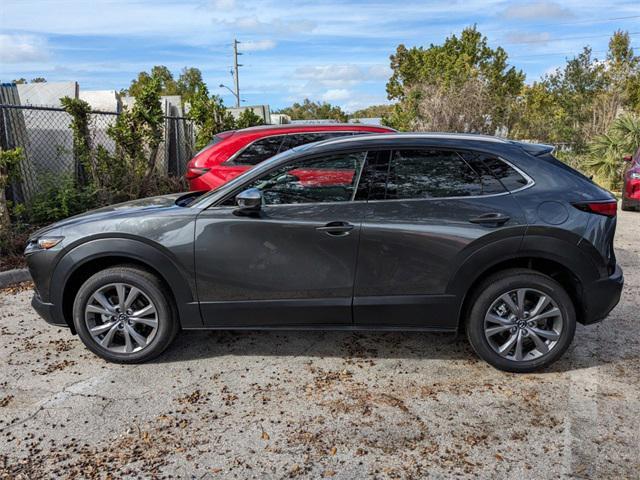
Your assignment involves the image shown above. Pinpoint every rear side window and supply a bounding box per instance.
[281,132,353,150]
[384,149,483,199]
[231,136,285,166]
[481,156,529,191]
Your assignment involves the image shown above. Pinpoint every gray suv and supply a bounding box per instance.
[26,133,623,372]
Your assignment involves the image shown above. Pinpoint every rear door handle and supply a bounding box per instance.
[469,213,511,226]
[315,221,354,236]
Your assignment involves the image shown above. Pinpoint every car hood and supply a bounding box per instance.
[30,193,189,238]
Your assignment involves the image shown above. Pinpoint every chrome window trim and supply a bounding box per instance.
[209,158,534,209]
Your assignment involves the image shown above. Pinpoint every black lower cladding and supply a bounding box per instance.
[31,294,66,327]
[579,265,624,325]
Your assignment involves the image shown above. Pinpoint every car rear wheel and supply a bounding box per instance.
[466,269,576,373]
[72,266,179,363]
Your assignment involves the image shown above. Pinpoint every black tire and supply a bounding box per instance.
[621,199,635,211]
[73,266,179,363]
[466,268,576,373]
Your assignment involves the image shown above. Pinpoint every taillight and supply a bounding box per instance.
[185,167,210,180]
[573,200,617,217]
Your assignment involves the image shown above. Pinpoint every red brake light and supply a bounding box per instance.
[185,167,210,180]
[573,200,617,217]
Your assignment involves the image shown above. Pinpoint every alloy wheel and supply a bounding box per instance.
[84,283,159,354]
[483,288,563,362]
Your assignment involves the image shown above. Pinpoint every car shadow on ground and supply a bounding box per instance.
[157,329,475,363]
[153,327,616,373]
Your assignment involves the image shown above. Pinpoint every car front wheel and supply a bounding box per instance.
[466,269,576,373]
[72,266,179,363]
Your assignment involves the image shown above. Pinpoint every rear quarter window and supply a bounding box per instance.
[481,156,530,191]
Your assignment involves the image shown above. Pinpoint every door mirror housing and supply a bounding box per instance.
[235,188,262,215]
[623,155,633,162]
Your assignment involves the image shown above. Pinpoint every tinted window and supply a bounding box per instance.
[281,132,353,150]
[355,150,391,201]
[482,156,529,191]
[459,152,507,195]
[384,149,483,199]
[232,151,367,205]
[232,136,285,166]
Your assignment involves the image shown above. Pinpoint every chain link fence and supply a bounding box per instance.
[0,104,195,204]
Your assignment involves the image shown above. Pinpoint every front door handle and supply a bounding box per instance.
[469,212,511,226]
[315,221,354,236]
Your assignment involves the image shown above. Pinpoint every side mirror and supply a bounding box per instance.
[235,188,262,215]
[623,155,633,162]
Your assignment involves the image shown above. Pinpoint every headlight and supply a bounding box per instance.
[630,172,640,180]
[25,236,64,254]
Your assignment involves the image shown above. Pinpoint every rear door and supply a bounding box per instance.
[353,147,529,329]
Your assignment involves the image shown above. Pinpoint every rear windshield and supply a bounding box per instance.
[194,131,235,156]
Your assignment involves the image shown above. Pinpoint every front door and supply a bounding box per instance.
[195,151,369,327]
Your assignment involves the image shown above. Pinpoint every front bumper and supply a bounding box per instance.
[580,264,624,325]
[31,293,67,328]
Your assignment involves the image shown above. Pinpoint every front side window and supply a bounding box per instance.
[385,149,483,199]
[231,151,367,205]
[231,136,285,166]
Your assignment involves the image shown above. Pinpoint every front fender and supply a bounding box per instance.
[50,237,202,329]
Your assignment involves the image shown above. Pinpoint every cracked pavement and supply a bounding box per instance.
[1,208,639,479]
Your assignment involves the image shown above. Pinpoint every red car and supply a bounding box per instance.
[185,124,395,190]
[622,147,640,211]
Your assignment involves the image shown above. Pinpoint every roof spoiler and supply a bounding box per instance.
[510,140,555,156]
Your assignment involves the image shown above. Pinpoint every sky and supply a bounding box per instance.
[0,0,639,112]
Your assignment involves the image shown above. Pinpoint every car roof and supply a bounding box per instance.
[228,123,396,136]
[294,132,554,156]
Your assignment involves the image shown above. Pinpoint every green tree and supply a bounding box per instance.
[277,99,348,123]
[585,113,640,189]
[30,77,47,83]
[513,31,639,149]
[349,104,393,119]
[126,65,179,98]
[109,77,165,193]
[177,67,205,105]
[0,148,23,232]
[384,26,524,132]
[12,78,26,84]
[235,109,265,129]
[188,84,236,150]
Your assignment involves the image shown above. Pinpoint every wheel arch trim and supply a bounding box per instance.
[50,237,202,329]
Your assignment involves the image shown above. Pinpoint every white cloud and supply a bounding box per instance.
[504,31,551,45]
[368,64,391,80]
[223,16,317,35]
[295,65,364,87]
[0,34,50,63]
[322,88,351,101]
[211,0,235,8]
[241,39,277,52]
[503,1,574,20]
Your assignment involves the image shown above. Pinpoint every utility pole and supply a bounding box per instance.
[233,39,242,108]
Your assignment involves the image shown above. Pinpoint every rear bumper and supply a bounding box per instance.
[622,196,640,209]
[31,293,67,328]
[580,265,624,325]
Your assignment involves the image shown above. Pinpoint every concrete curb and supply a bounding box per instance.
[0,269,31,288]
